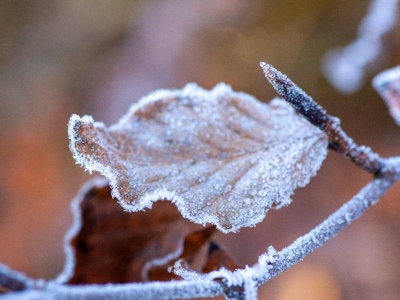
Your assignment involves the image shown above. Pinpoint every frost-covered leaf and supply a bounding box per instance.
[58,178,196,284]
[68,83,328,232]
[373,65,400,126]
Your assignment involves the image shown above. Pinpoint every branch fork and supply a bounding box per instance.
[260,62,385,175]
[2,63,400,300]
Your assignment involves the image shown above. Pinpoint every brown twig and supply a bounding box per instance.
[260,62,385,175]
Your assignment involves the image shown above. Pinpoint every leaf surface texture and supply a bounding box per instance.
[68,83,328,232]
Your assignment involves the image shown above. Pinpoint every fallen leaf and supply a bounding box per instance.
[68,83,328,232]
[58,178,196,284]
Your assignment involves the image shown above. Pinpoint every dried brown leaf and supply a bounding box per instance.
[59,178,196,284]
[68,83,328,232]
[145,226,216,281]
[202,241,242,274]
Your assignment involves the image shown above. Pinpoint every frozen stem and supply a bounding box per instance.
[261,62,385,175]
[0,263,38,292]
[2,64,400,300]
[256,176,396,286]
[2,167,399,299]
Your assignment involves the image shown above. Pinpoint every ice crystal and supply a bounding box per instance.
[68,83,328,232]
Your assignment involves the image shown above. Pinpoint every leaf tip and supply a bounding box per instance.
[67,114,95,143]
[67,114,100,175]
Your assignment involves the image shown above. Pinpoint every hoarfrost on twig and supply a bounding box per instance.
[3,62,400,300]
[261,62,384,174]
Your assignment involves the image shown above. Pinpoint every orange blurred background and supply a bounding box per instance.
[1,1,400,299]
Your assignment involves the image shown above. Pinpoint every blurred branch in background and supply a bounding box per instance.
[322,0,399,94]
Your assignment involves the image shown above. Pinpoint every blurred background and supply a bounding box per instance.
[1,1,400,299]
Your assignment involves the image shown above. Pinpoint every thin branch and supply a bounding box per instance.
[0,263,37,292]
[3,169,397,300]
[256,176,395,286]
[2,64,400,300]
[173,164,399,298]
[0,279,224,300]
[260,62,385,175]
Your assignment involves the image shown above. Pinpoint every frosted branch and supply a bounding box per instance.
[0,263,38,292]
[2,168,398,299]
[256,176,395,285]
[261,62,385,175]
[2,64,400,299]
[0,280,224,300]
[170,169,398,298]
